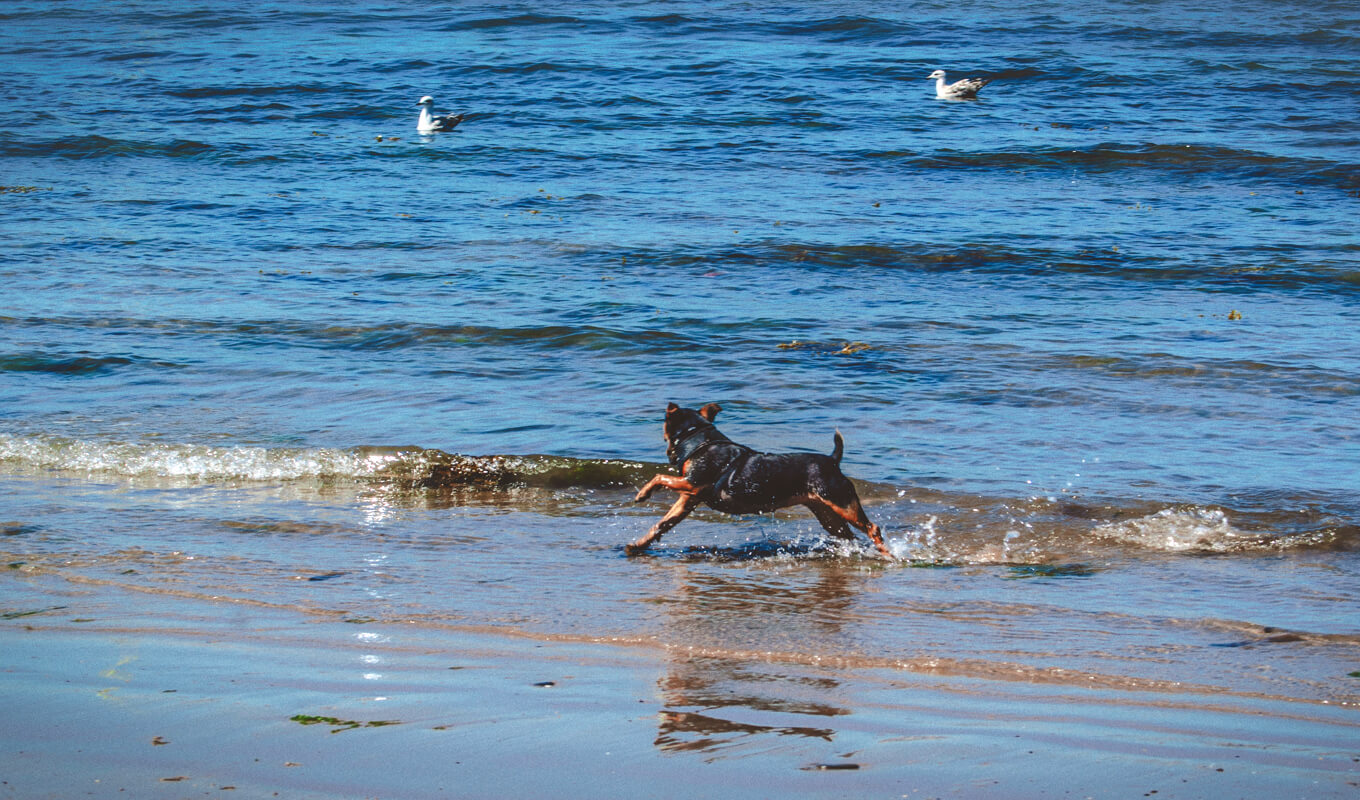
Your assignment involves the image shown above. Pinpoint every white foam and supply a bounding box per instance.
[1096,507,1244,552]
[0,433,400,482]
[888,515,942,561]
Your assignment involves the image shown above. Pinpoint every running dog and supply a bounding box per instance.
[628,403,891,557]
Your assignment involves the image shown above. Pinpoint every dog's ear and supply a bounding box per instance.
[699,403,721,421]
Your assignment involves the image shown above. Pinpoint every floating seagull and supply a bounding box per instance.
[929,69,990,100]
[416,96,465,132]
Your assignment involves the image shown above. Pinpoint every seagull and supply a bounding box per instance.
[929,69,990,100]
[416,96,466,132]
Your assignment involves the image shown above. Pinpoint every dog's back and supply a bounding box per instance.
[704,444,850,515]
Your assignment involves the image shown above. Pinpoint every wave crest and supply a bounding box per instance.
[0,434,650,488]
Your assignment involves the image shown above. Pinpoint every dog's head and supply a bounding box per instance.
[662,402,722,467]
[663,402,720,442]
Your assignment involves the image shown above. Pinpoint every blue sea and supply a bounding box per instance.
[2,0,1358,772]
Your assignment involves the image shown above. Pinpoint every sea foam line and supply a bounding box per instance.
[0,433,399,481]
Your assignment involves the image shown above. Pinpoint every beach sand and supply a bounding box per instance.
[3,575,1356,799]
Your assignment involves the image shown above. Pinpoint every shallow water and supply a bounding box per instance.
[3,0,1359,742]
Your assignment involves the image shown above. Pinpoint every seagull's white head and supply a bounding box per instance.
[417,95,434,106]
[928,70,946,80]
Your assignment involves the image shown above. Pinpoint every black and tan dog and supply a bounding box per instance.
[628,402,891,557]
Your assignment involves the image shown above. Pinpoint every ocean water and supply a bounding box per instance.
[3,0,1359,746]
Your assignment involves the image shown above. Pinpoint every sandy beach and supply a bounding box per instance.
[4,574,1356,799]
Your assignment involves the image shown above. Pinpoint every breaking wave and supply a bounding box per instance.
[3,433,1353,559]
[0,433,650,489]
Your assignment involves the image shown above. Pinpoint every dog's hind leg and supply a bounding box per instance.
[806,499,856,542]
[627,493,701,555]
[812,493,891,558]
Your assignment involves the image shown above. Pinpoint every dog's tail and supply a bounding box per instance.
[831,430,844,464]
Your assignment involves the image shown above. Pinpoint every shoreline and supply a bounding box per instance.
[3,579,1357,798]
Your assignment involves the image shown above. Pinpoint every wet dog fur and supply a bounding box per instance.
[628,403,890,557]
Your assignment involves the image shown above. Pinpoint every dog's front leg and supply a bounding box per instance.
[634,474,700,503]
[627,493,701,554]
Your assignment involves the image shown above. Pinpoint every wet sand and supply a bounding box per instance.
[3,577,1356,799]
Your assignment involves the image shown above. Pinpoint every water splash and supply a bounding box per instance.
[1096,507,1245,552]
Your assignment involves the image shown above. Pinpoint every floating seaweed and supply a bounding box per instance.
[290,714,402,733]
[776,340,871,355]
